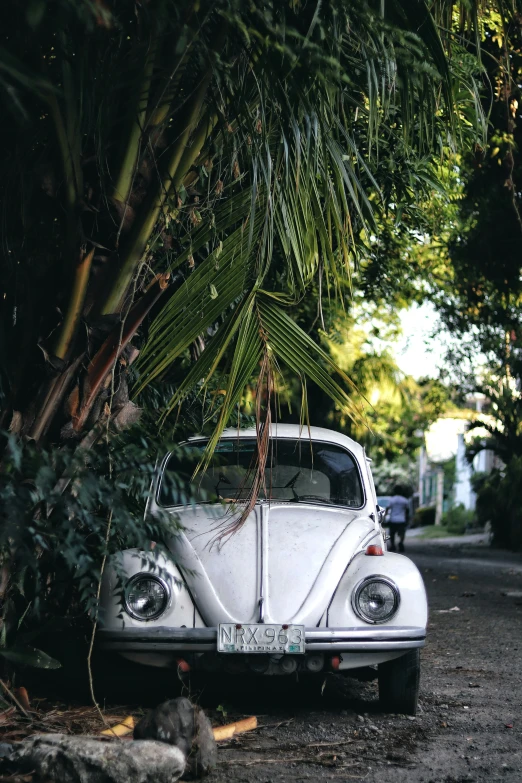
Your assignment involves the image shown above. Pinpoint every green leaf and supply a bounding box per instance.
[26,0,46,28]
[256,293,368,428]
[0,645,62,669]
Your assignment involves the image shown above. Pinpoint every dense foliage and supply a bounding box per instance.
[0,0,483,450]
[472,460,522,549]
[0,0,502,666]
[435,7,522,548]
[356,4,522,547]
[441,503,475,535]
[0,424,198,669]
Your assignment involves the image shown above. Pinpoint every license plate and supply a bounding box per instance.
[218,623,305,654]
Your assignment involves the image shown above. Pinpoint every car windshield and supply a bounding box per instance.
[160,437,364,508]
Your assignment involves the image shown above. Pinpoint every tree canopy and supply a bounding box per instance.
[3,0,521,661]
[0,0,484,454]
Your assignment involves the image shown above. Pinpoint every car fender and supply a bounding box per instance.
[327,551,428,630]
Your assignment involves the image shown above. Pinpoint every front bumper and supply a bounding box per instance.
[97,625,426,653]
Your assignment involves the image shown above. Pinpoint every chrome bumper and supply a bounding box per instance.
[97,626,426,653]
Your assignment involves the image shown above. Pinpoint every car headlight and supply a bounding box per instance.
[352,576,399,624]
[124,574,170,621]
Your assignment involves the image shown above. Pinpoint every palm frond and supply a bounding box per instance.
[0,0,489,454]
[256,293,368,428]
[135,203,265,393]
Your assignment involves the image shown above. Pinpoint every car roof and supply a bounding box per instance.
[189,424,365,459]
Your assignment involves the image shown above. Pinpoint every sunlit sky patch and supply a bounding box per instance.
[393,302,448,379]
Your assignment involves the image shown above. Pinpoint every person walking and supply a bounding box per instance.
[385,485,410,553]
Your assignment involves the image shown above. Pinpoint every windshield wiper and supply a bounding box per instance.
[283,470,301,501]
[214,472,232,498]
[289,494,331,504]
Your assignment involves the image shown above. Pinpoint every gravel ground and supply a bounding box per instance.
[199,538,522,783]
[2,537,521,783]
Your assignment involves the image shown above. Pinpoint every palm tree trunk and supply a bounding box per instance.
[100,22,228,316]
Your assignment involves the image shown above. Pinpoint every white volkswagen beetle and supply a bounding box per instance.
[98,425,427,714]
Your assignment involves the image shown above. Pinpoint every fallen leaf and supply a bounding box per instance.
[14,687,30,711]
[100,715,134,737]
[448,575,459,580]
[213,717,257,741]
[436,606,460,613]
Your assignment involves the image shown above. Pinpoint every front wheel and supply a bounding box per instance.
[378,649,420,716]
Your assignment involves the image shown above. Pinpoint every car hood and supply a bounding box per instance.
[165,503,376,626]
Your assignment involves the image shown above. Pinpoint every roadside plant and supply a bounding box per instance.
[441,504,475,535]
[472,461,522,550]
[413,506,436,527]
[0,426,196,670]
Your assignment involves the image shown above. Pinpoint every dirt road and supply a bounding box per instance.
[203,538,522,783]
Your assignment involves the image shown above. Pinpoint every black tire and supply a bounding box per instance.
[378,649,420,716]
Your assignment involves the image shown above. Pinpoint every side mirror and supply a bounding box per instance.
[376,504,386,526]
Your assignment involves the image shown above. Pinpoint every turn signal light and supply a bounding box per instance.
[365,545,384,556]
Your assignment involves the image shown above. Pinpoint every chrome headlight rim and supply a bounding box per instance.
[124,573,171,621]
[351,574,400,625]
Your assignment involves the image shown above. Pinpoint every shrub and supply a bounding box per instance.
[0,429,197,670]
[441,504,475,535]
[473,458,522,550]
[414,506,436,527]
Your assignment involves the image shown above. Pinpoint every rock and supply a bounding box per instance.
[134,698,194,757]
[134,697,217,778]
[186,705,217,779]
[8,734,185,783]
[3,699,216,783]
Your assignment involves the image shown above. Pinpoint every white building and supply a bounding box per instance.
[419,409,498,523]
